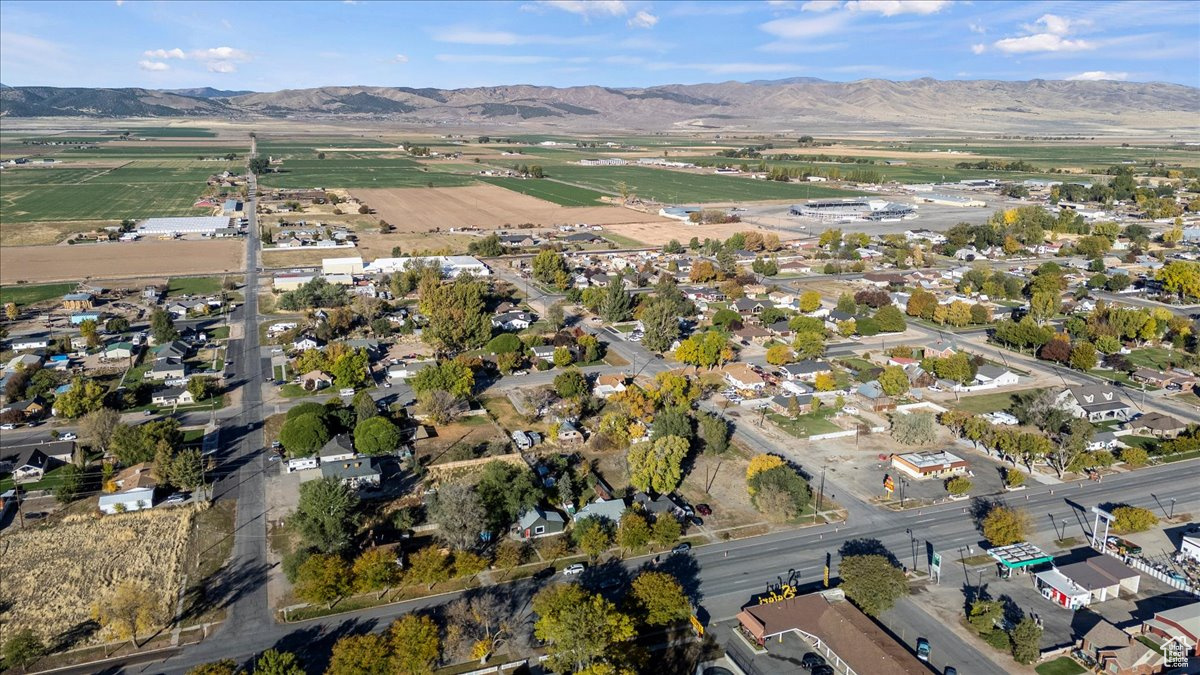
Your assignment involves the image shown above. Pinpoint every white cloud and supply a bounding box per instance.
[843,0,951,16]
[971,43,985,54]
[144,48,186,59]
[760,12,850,38]
[968,21,985,34]
[628,10,658,28]
[435,54,559,64]
[1026,13,1089,37]
[207,61,236,73]
[535,0,627,16]
[190,46,249,61]
[392,54,409,63]
[993,33,1092,53]
[1067,70,1128,81]
[800,0,840,10]
[430,27,597,46]
[138,60,169,71]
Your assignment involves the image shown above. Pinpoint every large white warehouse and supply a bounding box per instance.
[137,216,232,236]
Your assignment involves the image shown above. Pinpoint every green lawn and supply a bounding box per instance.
[1035,657,1087,675]
[0,282,77,307]
[767,411,841,437]
[1126,347,1194,372]
[479,177,606,206]
[545,165,864,204]
[168,276,224,296]
[953,388,1045,414]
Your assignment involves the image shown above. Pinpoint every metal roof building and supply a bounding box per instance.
[137,216,231,235]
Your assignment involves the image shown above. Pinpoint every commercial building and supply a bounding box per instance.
[918,194,987,207]
[579,157,626,166]
[890,451,968,479]
[137,216,232,236]
[361,255,489,277]
[789,199,916,222]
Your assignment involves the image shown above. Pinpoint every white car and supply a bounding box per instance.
[843,406,860,415]
[562,563,587,576]
[0,423,16,430]
[61,432,77,440]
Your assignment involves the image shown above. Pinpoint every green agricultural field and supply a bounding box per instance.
[119,127,217,138]
[58,146,245,159]
[168,276,225,296]
[257,158,476,189]
[0,282,77,307]
[902,142,1200,168]
[546,165,863,203]
[479,177,606,206]
[1,164,217,223]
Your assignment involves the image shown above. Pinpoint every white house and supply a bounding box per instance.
[292,336,325,351]
[491,311,534,331]
[1054,385,1135,422]
[387,360,434,380]
[724,364,765,390]
[593,374,627,398]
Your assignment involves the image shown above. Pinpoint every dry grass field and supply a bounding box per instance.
[603,219,799,247]
[0,508,193,645]
[1,240,244,284]
[352,183,670,232]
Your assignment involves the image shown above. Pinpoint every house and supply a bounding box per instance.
[387,361,433,380]
[143,285,165,302]
[768,291,796,308]
[516,507,566,539]
[632,492,684,519]
[491,311,535,331]
[320,457,381,491]
[152,386,195,407]
[61,292,95,310]
[104,342,136,360]
[1079,620,1163,675]
[0,398,46,420]
[766,320,792,337]
[1054,385,1135,422]
[292,336,325,352]
[1129,412,1187,439]
[781,380,814,396]
[152,340,190,360]
[781,360,832,382]
[1131,368,1176,389]
[924,340,959,360]
[732,298,773,315]
[319,434,357,462]
[4,353,44,373]
[149,358,187,381]
[973,365,1019,388]
[768,394,812,415]
[1055,553,1141,604]
[734,326,773,344]
[1142,602,1200,657]
[98,487,156,514]
[9,333,50,351]
[299,369,334,391]
[498,234,536,247]
[593,374,627,398]
[891,451,969,479]
[724,363,765,390]
[573,498,627,524]
[856,381,895,411]
[531,345,557,362]
[7,448,54,483]
[557,420,584,444]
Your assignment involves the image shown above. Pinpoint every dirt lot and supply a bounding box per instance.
[1,239,244,283]
[352,184,672,232]
[603,220,801,247]
[0,508,193,646]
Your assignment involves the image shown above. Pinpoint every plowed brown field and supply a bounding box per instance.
[1,240,244,284]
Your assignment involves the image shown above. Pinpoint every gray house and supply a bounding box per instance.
[516,507,566,539]
[320,457,381,491]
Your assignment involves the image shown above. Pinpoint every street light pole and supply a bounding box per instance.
[906,528,917,571]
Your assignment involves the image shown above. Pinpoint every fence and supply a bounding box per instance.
[1098,547,1200,598]
[423,452,527,478]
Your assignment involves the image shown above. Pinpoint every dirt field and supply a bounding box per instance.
[0,508,193,646]
[352,184,671,232]
[1,239,244,284]
[603,219,801,247]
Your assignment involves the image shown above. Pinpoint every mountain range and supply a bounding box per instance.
[2,78,1196,133]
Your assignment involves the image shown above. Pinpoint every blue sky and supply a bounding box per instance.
[2,0,1197,91]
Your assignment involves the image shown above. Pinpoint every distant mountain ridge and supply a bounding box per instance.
[2,78,1196,133]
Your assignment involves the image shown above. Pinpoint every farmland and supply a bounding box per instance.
[1,240,245,284]
[545,165,863,203]
[0,282,77,307]
[257,157,475,189]
[0,508,193,646]
[479,177,607,206]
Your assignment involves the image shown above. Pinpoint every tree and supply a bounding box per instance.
[798,290,822,313]
[1069,340,1097,371]
[617,510,651,552]
[390,614,441,675]
[279,412,330,457]
[405,546,451,589]
[1038,334,1071,363]
[533,584,635,673]
[419,390,466,425]
[532,249,569,287]
[599,277,633,323]
[330,349,370,389]
[353,416,400,456]
[874,305,906,332]
[3,302,18,321]
[547,302,566,331]
[187,661,238,675]
[420,275,492,353]
[1,628,44,672]
[627,435,689,494]
[150,308,179,343]
[574,516,614,558]
[839,555,908,616]
[553,368,587,399]
[253,649,305,675]
[1010,617,1043,665]
[765,344,794,365]
[80,406,121,456]
[748,465,810,522]
[650,513,682,548]
[354,547,402,597]
[1156,260,1200,301]
[53,377,106,418]
[292,477,359,554]
[167,448,205,490]
[410,359,474,398]
[79,319,100,348]
[710,308,742,331]
[494,540,527,576]
[91,581,164,647]
[945,476,972,496]
[431,482,485,550]
[1029,291,1060,324]
[878,366,909,397]
[327,634,393,675]
[186,375,217,402]
[476,461,541,532]
[553,346,574,368]
[1112,505,1157,533]
[813,372,836,392]
[627,572,691,626]
[981,505,1029,546]
[891,412,936,445]
[639,297,680,354]
[650,409,692,442]
[792,331,826,359]
[697,412,730,455]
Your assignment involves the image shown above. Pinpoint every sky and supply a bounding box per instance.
[1,0,1197,91]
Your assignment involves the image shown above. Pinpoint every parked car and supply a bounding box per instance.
[696,504,712,516]
[944,668,957,675]
[671,543,692,555]
[801,652,826,670]
[811,666,834,675]
[61,432,77,440]
[563,563,587,576]
[916,637,930,661]
[0,424,16,430]
[164,492,189,505]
